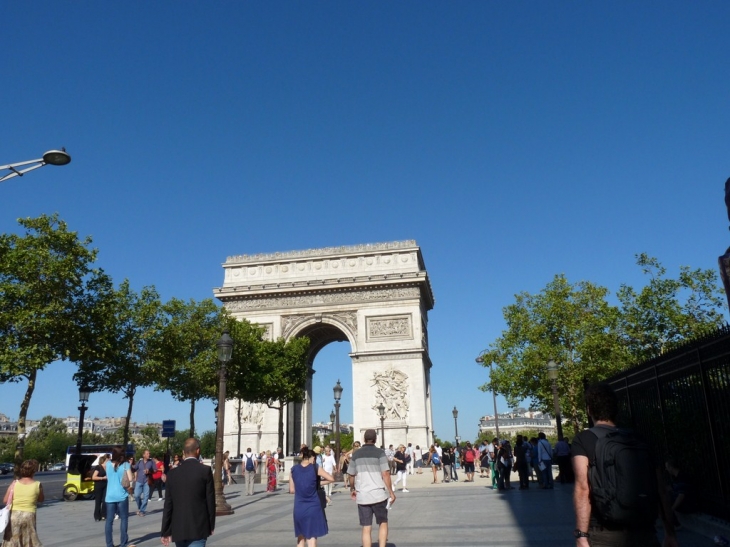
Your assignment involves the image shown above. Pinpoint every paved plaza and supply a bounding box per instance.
[29,470,712,547]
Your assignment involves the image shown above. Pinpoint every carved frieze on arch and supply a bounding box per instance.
[371,368,409,421]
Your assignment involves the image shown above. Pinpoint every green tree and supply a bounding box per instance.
[0,214,112,466]
[235,336,310,450]
[0,437,16,463]
[481,257,725,435]
[338,431,354,453]
[617,254,725,361]
[154,298,224,437]
[482,275,626,435]
[199,430,216,458]
[75,280,164,447]
[136,425,165,457]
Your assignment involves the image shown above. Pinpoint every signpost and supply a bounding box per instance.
[162,420,175,468]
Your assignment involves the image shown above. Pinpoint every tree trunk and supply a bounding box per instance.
[14,369,38,473]
[189,398,196,437]
[123,387,136,448]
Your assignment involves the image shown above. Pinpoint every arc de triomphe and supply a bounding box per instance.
[214,240,435,455]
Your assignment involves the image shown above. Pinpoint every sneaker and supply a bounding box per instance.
[114,515,119,520]
[158,497,164,501]
[402,489,409,493]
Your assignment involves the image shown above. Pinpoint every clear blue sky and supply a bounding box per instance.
[2,2,729,445]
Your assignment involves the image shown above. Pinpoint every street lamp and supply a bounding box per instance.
[1,149,71,184]
[75,386,90,456]
[214,330,234,516]
[452,406,459,447]
[333,380,343,467]
[476,352,500,438]
[377,402,386,449]
[547,360,564,441]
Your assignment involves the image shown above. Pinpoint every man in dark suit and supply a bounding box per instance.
[161,438,215,547]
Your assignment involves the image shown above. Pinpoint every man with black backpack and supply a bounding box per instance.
[572,382,678,546]
[243,447,257,496]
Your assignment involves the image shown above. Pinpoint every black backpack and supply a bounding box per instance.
[589,425,658,526]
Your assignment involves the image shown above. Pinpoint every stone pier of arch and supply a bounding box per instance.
[214,240,435,455]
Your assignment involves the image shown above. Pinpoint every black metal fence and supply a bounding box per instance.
[605,325,730,520]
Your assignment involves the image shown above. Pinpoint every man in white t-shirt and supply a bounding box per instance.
[434,443,443,459]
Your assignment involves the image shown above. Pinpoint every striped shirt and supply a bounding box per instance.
[348,443,389,505]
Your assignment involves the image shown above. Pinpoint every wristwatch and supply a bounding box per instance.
[573,529,590,539]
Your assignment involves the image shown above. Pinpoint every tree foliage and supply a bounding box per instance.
[236,336,310,449]
[617,253,725,361]
[482,274,625,433]
[480,256,725,435]
[74,280,164,447]
[0,214,113,465]
[153,298,224,436]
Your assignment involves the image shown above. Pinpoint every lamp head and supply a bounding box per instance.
[217,330,234,363]
[547,360,558,380]
[43,149,71,166]
[78,385,91,403]
[333,379,343,401]
[452,406,458,419]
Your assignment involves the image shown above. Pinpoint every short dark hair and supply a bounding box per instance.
[363,429,377,443]
[585,382,619,422]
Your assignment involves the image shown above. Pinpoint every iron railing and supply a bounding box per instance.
[605,325,730,519]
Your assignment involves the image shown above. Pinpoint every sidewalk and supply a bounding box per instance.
[34,470,712,546]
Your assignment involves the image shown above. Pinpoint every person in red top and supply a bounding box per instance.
[150,455,165,501]
[462,442,476,482]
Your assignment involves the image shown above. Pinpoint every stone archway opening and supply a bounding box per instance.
[290,322,353,453]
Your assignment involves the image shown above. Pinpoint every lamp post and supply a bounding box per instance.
[75,386,90,456]
[333,380,343,466]
[547,360,564,441]
[329,409,335,439]
[476,352,500,438]
[452,406,459,447]
[1,149,71,184]
[214,330,234,516]
[377,403,386,449]
[432,430,437,445]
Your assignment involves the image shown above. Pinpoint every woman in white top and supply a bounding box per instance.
[321,446,336,505]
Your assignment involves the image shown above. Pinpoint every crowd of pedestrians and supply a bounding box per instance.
[0,388,703,547]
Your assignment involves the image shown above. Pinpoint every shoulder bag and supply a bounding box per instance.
[0,480,16,537]
[121,465,134,494]
[314,464,327,511]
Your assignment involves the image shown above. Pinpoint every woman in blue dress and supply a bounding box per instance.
[289,446,334,547]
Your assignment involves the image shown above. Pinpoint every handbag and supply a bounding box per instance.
[0,480,16,536]
[314,464,327,510]
[121,467,134,494]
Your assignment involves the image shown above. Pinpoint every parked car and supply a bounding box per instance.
[50,463,66,471]
[0,463,14,475]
